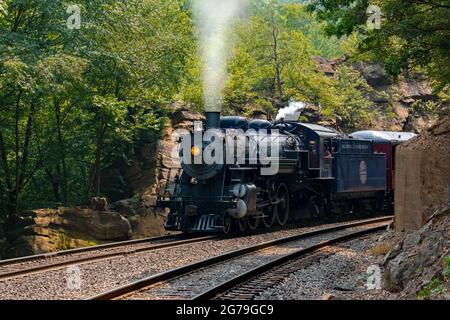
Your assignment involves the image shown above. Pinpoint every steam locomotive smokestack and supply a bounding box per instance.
[193,0,247,128]
[205,112,221,129]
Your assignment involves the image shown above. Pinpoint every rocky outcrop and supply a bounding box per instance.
[4,207,132,258]
[301,104,339,129]
[141,106,204,205]
[383,207,450,299]
[103,105,203,205]
[353,62,444,133]
[313,56,338,77]
[313,59,447,133]
[99,105,202,201]
[88,197,110,211]
[381,115,450,298]
[111,197,167,240]
[352,62,394,88]
[394,116,450,231]
[98,106,203,241]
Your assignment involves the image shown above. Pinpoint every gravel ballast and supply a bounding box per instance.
[256,232,398,300]
[0,218,389,300]
[121,223,387,300]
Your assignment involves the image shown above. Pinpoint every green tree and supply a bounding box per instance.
[225,1,325,114]
[332,66,372,129]
[0,0,193,221]
[223,0,372,126]
[308,0,450,88]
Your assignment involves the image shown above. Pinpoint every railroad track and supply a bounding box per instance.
[194,227,382,300]
[0,233,218,280]
[0,219,355,281]
[89,216,392,300]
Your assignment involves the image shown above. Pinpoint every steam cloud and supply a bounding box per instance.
[193,0,247,112]
[276,101,306,122]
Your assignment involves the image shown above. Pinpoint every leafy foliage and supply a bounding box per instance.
[0,0,191,219]
[444,256,450,278]
[410,100,440,117]
[417,277,446,300]
[417,257,450,299]
[222,1,372,127]
[308,0,450,89]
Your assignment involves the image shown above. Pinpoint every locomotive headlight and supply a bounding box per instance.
[233,184,247,198]
[191,145,202,157]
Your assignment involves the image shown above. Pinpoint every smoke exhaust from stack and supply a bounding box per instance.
[193,0,248,128]
[276,101,306,122]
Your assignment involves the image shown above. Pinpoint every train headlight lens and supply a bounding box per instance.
[191,146,202,157]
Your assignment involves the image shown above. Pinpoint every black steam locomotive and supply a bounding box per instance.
[156,111,414,234]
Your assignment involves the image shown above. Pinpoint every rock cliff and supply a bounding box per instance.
[380,115,450,299]
[313,58,448,132]
[383,207,449,299]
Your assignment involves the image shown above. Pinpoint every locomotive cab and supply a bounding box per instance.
[274,122,338,179]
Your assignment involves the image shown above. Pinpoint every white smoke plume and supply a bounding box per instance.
[276,101,306,122]
[193,0,248,112]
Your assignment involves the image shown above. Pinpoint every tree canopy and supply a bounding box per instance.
[0,0,192,219]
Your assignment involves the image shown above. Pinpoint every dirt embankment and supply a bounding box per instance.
[394,115,450,231]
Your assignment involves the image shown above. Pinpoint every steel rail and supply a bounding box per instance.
[0,234,217,280]
[88,216,392,300]
[0,234,182,267]
[192,224,387,300]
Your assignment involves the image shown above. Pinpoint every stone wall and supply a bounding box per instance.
[394,115,450,231]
